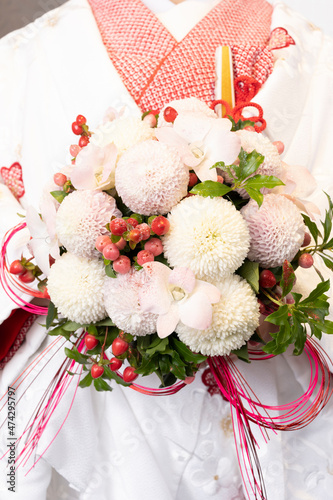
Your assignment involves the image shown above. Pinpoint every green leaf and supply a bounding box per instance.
[280,260,295,297]
[309,321,323,340]
[46,302,57,329]
[291,292,303,306]
[105,264,116,278]
[238,149,264,180]
[63,321,83,332]
[317,319,333,334]
[265,305,289,326]
[94,318,115,327]
[146,337,169,355]
[130,213,143,224]
[250,331,266,345]
[292,316,307,355]
[87,325,98,336]
[322,212,332,244]
[302,213,321,244]
[300,280,330,305]
[161,372,177,387]
[135,356,159,376]
[64,346,90,364]
[47,324,71,341]
[170,363,186,380]
[103,365,130,387]
[244,174,284,190]
[243,186,263,207]
[93,377,112,392]
[111,234,121,243]
[171,337,207,364]
[190,180,231,198]
[159,355,171,375]
[232,344,250,363]
[50,190,68,203]
[320,254,333,271]
[47,324,65,336]
[237,260,259,293]
[79,372,93,388]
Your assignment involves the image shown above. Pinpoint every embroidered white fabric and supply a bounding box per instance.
[1,1,333,499]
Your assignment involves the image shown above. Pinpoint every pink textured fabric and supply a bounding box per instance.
[88,0,273,111]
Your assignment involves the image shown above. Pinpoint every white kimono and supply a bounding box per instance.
[1,1,333,499]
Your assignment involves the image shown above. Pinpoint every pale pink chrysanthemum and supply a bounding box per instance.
[104,268,158,336]
[158,97,217,127]
[115,140,189,216]
[56,190,121,258]
[241,193,305,268]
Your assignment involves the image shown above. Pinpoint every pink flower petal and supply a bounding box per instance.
[157,303,180,338]
[169,267,196,293]
[155,127,200,168]
[40,195,57,240]
[101,143,117,183]
[179,292,213,330]
[194,280,221,304]
[284,164,317,199]
[70,163,95,190]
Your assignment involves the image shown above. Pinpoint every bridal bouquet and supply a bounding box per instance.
[4,97,333,394]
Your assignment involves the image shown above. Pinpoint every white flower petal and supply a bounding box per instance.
[48,253,107,324]
[157,304,180,338]
[140,262,172,314]
[163,196,250,281]
[194,280,221,304]
[179,292,213,331]
[173,112,212,144]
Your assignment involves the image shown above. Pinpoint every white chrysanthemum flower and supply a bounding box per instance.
[159,97,217,127]
[92,117,154,153]
[104,268,158,335]
[176,274,259,356]
[47,253,107,324]
[56,190,121,258]
[241,194,305,268]
[221,130,284,197]
[115,140,189,216]
[163,196,250,281]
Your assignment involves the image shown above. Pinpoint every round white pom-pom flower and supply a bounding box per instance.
[47,253,107,324]
[159,97,217,127]
[104,268,158,335]
[56,190,121,258]
[241,194,305,268]
[92,117,154,153]
[176,274,259,356]
[115,140,189,216]
[163,196,250,281]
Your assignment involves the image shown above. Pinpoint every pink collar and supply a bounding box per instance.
[88,0,273,111]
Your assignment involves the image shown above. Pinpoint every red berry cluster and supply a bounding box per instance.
[9,258,49,297]
[71,114,91,149]
[95,214,170,275]
[89,332,138,383]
